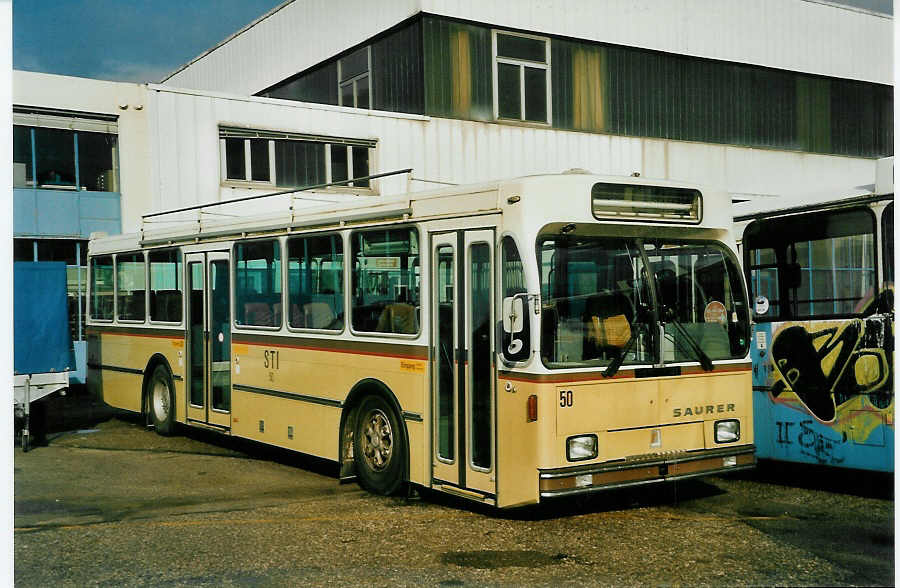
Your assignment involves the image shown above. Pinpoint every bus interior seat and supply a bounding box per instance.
[304,302,334,329]
[583,292,633,357]
[376,302,417,334]
[123,289,146,319]
[244,302,280,327]
[290,303,304,328]
[151,289,182,321]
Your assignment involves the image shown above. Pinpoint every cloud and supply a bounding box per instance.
[98,59,173,84]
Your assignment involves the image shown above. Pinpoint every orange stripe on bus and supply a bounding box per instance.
[231,338,427,361]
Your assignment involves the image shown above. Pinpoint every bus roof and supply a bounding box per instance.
[733,156,894,223]
[90,171,732,255]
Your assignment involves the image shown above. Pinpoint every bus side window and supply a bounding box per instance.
[116,252,146,322]
[351,227,420,335]
[90,255,114,321]
[149,249,183,323]
[501,236,530,362]
[234,239,282,328]
[287,233,344,331]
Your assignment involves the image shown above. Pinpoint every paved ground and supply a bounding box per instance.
[13,393,895,586]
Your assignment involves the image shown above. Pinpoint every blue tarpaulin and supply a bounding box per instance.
[14,262,74,375]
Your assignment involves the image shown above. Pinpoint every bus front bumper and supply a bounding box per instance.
[538,445,756,499]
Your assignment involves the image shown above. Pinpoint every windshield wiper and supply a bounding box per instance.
[663,308,713,371]
[603,325,640,378]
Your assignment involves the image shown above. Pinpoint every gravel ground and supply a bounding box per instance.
[13,397,894,587]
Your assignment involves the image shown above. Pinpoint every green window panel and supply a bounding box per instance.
[423,16,492,121]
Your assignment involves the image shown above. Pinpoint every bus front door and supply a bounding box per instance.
[431,229,496,498]
[184,252,232,430]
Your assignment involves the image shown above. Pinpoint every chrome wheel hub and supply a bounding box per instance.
[152,379,169,422]
[361,409,393,471]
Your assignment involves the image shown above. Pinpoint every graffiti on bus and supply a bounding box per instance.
[775,419,845,465]
[763,314,893,459]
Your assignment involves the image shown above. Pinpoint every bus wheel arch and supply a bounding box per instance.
[142,354,176,436]
[340,379,409,495]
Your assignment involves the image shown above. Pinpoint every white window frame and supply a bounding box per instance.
[220,137,276,186]
[219,129,376,193]
[491,30,552,125]
[337,46,372,109]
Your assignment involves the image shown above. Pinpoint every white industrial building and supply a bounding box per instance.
[11,0,894,377]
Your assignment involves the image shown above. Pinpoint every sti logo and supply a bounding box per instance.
[673,403,735,418]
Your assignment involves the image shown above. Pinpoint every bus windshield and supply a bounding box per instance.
[539,236,748,369]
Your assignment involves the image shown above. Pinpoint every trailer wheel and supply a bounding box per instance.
[353,395,406,496]
[149,365,176,436]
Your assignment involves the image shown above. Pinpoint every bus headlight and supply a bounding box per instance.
[715,419,740,443]
[566,434,598,461]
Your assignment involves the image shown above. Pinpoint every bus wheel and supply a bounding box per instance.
[149,365,176,436]
[353,395,405,496]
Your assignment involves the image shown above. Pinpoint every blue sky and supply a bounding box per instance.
[13,0,893,84]
[13,0,284,83]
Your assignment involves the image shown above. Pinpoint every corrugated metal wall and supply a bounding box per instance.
[165,0,892,96]
[261,19,425,115]
[372,19,425,114]
[420,0,892,85]
[142,86,878,232]
[164,0,421,95]
[550,37,893,157]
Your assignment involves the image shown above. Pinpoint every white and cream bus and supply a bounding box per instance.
[87,171,754,508]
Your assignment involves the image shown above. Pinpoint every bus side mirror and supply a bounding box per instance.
[502,296,524,334]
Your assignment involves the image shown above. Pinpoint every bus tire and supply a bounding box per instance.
[353,395,406,496]
[149,364,176,436]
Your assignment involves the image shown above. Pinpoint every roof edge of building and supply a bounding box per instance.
[159,0,297,84]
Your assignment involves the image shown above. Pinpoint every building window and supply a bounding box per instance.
[493,31,550,124]
[224,138,273,183]
[13,124,118,191]
[287,234,344,330]
[219,128,374,190]
[351,227,420,335]
[234,239,282,328]
[338,46,371,109]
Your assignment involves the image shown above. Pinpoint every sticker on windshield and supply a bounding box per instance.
[703,300,727,324]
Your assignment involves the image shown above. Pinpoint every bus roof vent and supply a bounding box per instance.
[591,182,702,224]
[562,168,591,174]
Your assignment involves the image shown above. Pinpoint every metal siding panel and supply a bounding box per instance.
[35,190,80,236]
[155,93,180,208]
[13,189,37,235]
